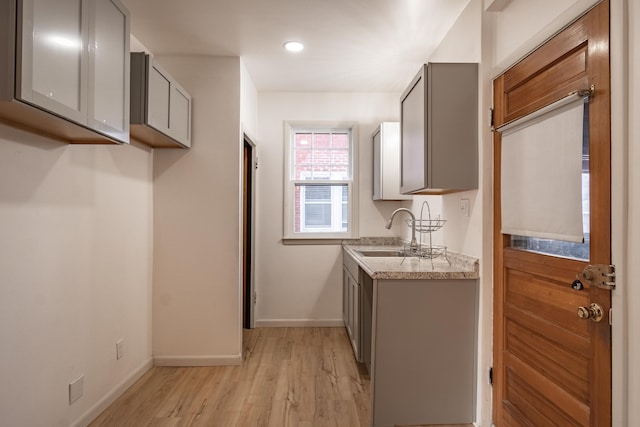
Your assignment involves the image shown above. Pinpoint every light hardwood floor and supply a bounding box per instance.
[90,327,471,427]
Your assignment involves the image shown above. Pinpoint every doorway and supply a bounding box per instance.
[243,135,256,329]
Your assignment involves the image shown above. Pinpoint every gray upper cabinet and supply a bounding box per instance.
[373,122,412,201]
[130,52,192,149]
[0,0,130,144]
[400,63,478,194]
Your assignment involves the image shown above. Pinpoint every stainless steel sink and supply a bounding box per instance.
[356,250,406,257]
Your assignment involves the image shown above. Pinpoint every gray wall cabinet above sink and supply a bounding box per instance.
[372,122,412,201]
[0,0,130,144]
[400,62,478,194]
[130,52,192,149]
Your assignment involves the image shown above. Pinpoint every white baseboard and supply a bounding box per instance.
[153,354,242,367]
[255,319,345,327]
[72,357,153,427]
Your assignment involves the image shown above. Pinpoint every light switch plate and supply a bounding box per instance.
[460,198,470,217]
[116,339,124,360]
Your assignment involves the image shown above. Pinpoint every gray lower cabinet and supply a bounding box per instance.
[342,249,478,426]
[370,278,478,427]
[130,52,192,148]
[343,251,362,361]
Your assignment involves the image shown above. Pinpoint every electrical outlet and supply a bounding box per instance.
[116,339,124,360]
[69,376,84,405]
[460,198,470,217]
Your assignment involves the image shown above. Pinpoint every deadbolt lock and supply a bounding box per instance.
[577,303,604,322]
[581,264,616,290]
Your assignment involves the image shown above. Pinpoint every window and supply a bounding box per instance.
[284,123,358,239]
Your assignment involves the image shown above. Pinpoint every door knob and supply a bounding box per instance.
[577,303,604,322]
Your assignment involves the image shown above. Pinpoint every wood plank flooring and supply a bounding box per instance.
[90,328,368,426]
[90,327,472,427]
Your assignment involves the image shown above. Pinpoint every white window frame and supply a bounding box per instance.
[283,121,359,240]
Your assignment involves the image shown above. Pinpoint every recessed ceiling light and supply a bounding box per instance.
[283,41,304,52]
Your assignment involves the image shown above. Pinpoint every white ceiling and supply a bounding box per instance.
[121,0,471,92]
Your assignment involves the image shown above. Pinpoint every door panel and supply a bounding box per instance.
[503,249,592,425]
[493,1,611,426]
[148,62,171,133]
[88,0,129,141]
[18,0,87,123]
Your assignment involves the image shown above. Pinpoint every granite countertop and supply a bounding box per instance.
[343,240,479,280]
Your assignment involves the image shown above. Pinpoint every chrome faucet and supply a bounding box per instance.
[385,208,418,252]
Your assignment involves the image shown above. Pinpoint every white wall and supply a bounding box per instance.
[241,59,259,141]
[255,92,409,325]
[0,128,153,426]
[406,0,482,253]
[152,56,243,364]
[415,0,483,258]
[492,0,602,72]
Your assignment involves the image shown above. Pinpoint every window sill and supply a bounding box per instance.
[282,237,357,246]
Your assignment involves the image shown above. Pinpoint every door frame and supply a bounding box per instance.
[608,0,631,424]
[243,134,257,329]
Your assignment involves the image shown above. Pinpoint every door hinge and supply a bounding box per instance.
[489,367,493,386]
[490,108,495,130]
[581,264,616,290]
[609,308,613,326]
[253,292,257,304]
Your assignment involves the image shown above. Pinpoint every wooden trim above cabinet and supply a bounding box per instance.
[130,123,190,148]
[0,100,125,144]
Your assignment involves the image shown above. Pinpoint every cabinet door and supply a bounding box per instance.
[351,277,360,360]
[373,127,382,200]
[17,0,88,124]
[346,271,354,339]
[374,122,412,200]
[400,71,426,193]
[343,267,349,326]
[147,60,171,135]
[87,0,129,143]
[361,273,373,373]
[169,83,191,147]
[429,63,478,190]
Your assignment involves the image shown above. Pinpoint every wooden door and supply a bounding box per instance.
[493,1,612,426]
